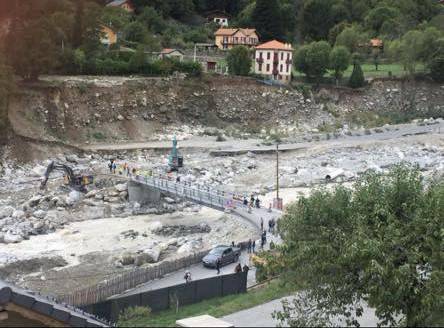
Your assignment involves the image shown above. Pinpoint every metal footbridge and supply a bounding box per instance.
[130,172,242,212]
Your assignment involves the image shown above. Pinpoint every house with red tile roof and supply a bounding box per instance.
[214,28,259,50]
[254,40,293,83]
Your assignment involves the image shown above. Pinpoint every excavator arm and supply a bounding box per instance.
[40,161,93,192]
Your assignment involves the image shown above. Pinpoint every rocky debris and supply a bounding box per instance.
[164,197,175,204]
[153,223,211,237]
[177,239,203,254]
[121,229,139,239]
[11,210,25,220]
[115,183,128,192]
[33,209,47,219]
[66,191,82,206]
[29,195,43,207]
[0,206,14,219]
[65,154,79,163]
[3,232,23,244]
[31,165,47,177]
[119,252,135,265]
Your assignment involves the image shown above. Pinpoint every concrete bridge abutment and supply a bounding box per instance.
[128,180,161,205]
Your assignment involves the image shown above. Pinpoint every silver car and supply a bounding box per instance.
[202,245,241,268]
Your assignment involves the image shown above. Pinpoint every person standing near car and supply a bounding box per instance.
[216,258,221,275]
[234,263,242,273]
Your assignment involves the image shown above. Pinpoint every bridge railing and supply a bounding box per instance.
[109,165,250,210]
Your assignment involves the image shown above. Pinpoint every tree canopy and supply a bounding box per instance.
[275,165,444,327]
[226,45,252,76]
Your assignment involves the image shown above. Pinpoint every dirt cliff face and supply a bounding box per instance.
[7,75,444,145]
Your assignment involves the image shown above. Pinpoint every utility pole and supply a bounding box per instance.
[193,44,197,63]
[273,143,283,210]
[276,143,279,200]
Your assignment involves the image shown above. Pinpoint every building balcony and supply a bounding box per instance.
[286,59,292,64]
[256,57,264,63]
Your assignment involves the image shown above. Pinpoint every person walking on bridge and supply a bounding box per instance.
[247,239,252,253]
[260,217,264,231]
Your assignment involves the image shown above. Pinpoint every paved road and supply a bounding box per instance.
[111,204,281,298]
[82,121,443,153]
[222,296,380,327]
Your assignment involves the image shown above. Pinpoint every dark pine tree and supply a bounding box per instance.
[72,0,84,48]
[252,0,284,41]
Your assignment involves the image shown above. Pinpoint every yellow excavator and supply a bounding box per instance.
[40,161,94,192]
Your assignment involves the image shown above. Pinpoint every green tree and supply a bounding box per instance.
[275,165,444,327]
[6,18,58,81]
[0,55,13,137]
[329,46,351,83]
[129,45,146,72]
[73,49,87,74]
[252,0,284,41]
[335,25,367,53]
[124,21,149,43]
[348,60,365,88]
[101,6,131,31]
[137,6,166,34]
[365,6,400,35]
[301,0,335,41]
[226,46,252,76]
[294,41,331,83]
[399,30,424,75]
[419,27,444,64]
[430,56,444,83]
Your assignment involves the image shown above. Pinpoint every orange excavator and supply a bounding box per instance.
[40,161,94,193]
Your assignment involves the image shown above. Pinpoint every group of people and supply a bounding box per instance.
[268,218,276,234]
[247,238,256,254]
[108,160,136,177]
[243,194,261,212]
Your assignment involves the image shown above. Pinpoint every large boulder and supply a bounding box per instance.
[115,183,128,192]
[29,195,43,207]
[32,210,46,219]
[31,165,47,177]
[12,210,25,220]
[86,207,105,220]
[65,154,79,163]
[142,247,161,263]
[119,252,135,265]
[0,206,14,219]
[3,232,23,244]
[66,191,82,206]
[177,239,203,254]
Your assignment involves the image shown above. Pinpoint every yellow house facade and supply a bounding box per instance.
[214,28,259,50]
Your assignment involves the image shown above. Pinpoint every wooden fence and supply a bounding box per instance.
[59,249,210,306]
